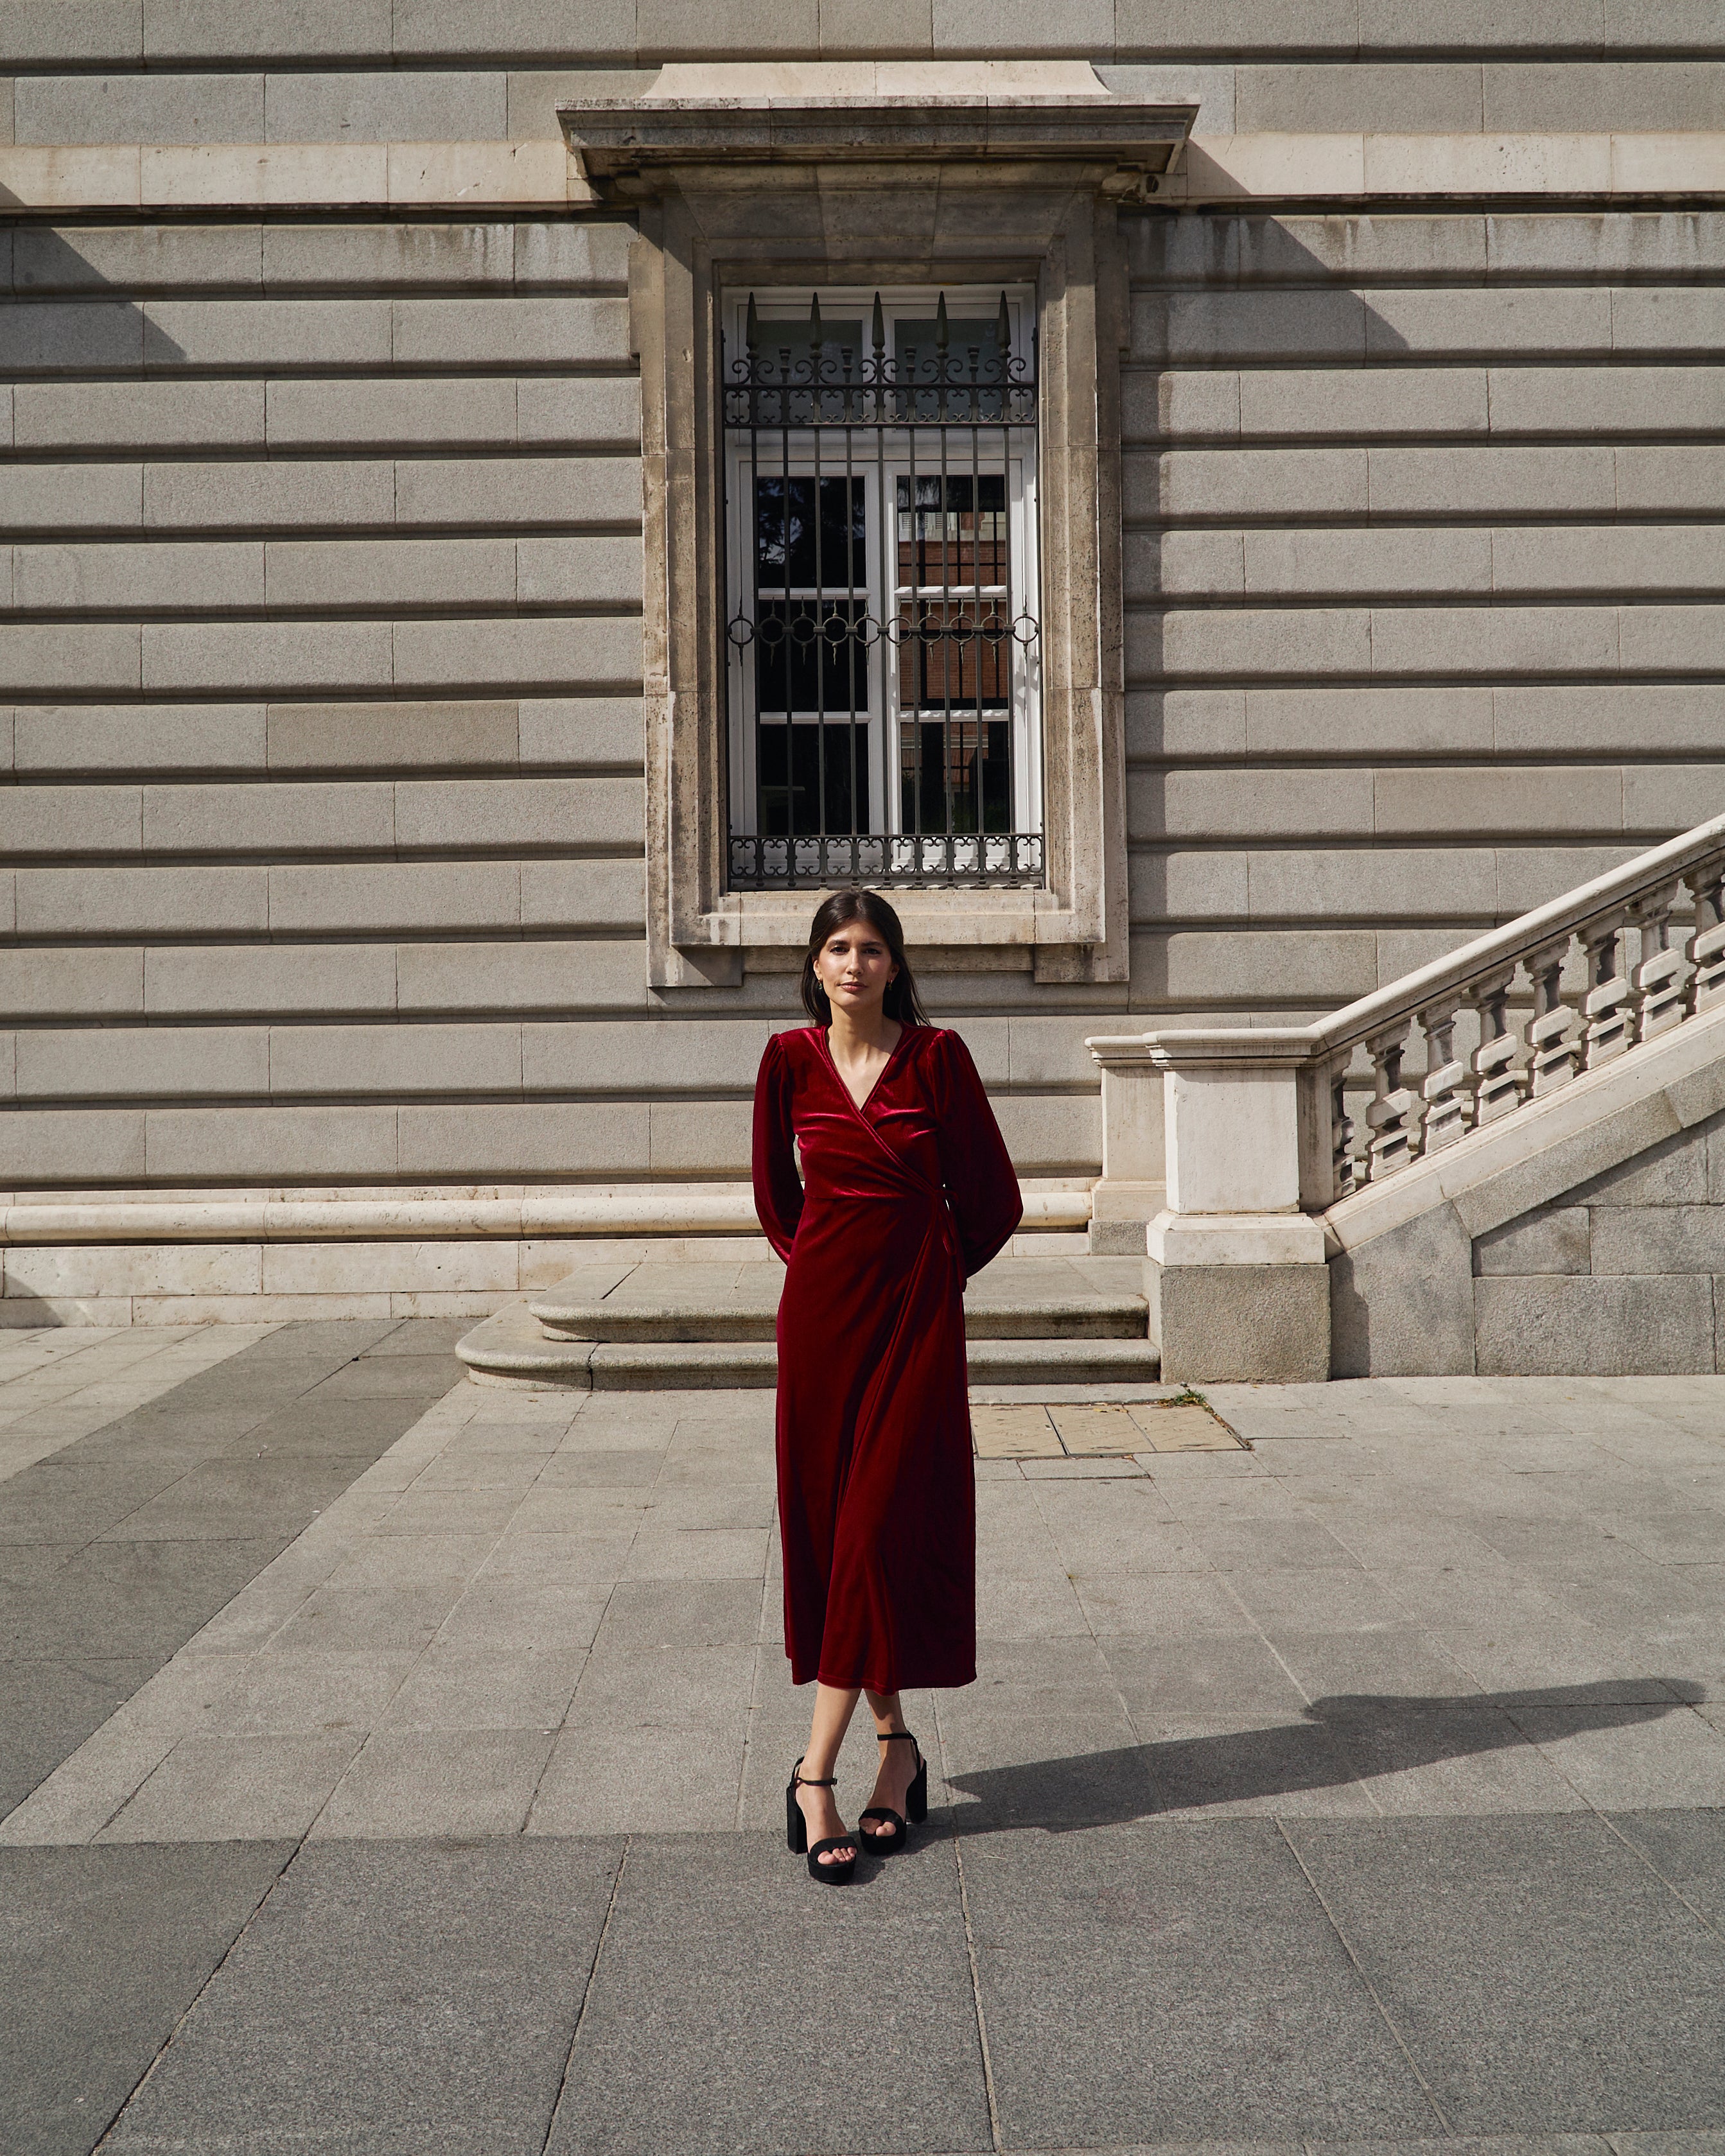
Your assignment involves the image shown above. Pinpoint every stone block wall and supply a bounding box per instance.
[2,10,1722,1254]
[1125,207,1725,1027]
[1475,1122,1725,1376]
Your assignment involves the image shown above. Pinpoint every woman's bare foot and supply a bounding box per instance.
[859,1732,920,1839]
[795,1775,852,1866]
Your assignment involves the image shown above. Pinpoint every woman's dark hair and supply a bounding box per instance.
[800,888,931,1028]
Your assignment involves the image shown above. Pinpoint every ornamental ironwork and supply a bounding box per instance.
[722,288,1043,892]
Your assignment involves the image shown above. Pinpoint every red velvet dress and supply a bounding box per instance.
[751,1023,1022,1692]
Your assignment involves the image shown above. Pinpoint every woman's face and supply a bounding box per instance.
[816,921,898,1021]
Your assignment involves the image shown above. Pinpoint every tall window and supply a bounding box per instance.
[723,285,1042,891]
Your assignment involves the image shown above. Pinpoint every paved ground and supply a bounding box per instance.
[3,1321,1725,2153]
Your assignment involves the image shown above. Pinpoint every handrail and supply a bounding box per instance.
[1141,808,1725,1210]
[1146,810,1725,1070]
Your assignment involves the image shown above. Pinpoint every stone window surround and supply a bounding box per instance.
[559,65,1191,989]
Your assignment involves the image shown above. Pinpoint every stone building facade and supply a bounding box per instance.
[0,4,1721,1320]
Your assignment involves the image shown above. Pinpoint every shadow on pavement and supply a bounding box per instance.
[945,1678,1709,1832]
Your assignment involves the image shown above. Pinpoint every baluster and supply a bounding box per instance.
[1419,997,1470,1153]
[1331,1064,1360,1196]
[1688,854,1725,1013]
[1364,1021,1421,1177]
[1580,908,1636,1066]
[1466,966,1524,1125]
[1627,880,1689,1041]
[1527,937,1583,1093]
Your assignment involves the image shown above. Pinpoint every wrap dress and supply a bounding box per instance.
[751,1022,1022,1692]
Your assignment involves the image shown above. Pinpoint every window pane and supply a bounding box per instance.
[753,321,866,378]
[900,718,1011,836]
[756,599,869,716]
[760,722,870,837]
[897,598,1010,714]
[755,476,866,590]
[896,474,1006,590]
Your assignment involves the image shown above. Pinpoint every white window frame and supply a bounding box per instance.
[721,283,1042,863]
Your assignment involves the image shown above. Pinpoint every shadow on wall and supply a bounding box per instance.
[945,1678,1704,1832]
[0,1293,69,1331]
[5,223,191,363]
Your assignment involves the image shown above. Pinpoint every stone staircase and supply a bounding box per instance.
[456,1255,1159,1391]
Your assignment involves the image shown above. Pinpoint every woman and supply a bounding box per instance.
[752,888,1022,1882]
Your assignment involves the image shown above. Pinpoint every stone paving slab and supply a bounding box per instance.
[13,1366,1725,1846]
[0,1839,290,2156]
[3,1348,1725,2150]
[0,1326,279,1490]
[0,1321,464,1820]
[98,1841,622,2156]
[545,1834,992,2156]
[1286,1816,1725,2134]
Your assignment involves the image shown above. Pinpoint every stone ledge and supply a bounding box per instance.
[0,1187,1092,1244]
[6,132,1723,213]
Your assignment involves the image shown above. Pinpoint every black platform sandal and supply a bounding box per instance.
[786,1758,858,1884]
[858,1729,929,1854]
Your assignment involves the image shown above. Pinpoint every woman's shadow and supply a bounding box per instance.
[943,1678,1708,1832]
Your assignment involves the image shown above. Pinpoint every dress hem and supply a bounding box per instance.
[795,1653,978,1693]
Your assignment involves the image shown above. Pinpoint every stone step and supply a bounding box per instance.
[526,1255,1148,1343]
[529,1288,1146,1342]
[457,1302,1160,1392]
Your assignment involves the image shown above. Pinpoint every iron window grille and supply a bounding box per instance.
[723,284,1042,892]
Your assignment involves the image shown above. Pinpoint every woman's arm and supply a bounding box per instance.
[751,1030,805,1262]
[932,1029,1023,1281]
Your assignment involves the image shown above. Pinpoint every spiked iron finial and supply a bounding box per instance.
[746,291,759,362]
[997,290,1011,365]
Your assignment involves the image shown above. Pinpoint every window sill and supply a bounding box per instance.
[701,887,1092,950]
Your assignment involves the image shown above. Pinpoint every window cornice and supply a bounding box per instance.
[559,70,1192,198]
[584,67,1193,991]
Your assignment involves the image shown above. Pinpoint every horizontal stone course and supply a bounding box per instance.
[0,946,145,1018]
[15,864,269,935]
[263,71,507,146]
[1,456,642,536]
[4,0,1721,68]
[13,73,264,147]
[1137,363,1725,444]
[17,1024,270,1100]
[1134,525,1725,604]
[1475,1273,1717,1377]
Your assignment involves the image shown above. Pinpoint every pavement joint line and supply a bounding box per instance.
[1594,1804,1725,1947]
[537,1836,630,2156]
[1274,1815,1455,2137]
[950,1816,1004,2156]
[90,1839,298,2156]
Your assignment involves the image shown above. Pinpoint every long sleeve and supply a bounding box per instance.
[751,1030,804,1262]
[931,1028,1022,1282]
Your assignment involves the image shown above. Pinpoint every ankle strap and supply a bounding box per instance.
[877,1730,917,1743]
[794,1771,837,1787]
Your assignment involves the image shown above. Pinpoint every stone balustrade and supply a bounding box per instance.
[1088,809,1725,1382]
[1306,810,1725,1207]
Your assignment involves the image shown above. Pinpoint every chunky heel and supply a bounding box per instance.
[785,1771,807,1853]
[859,1729,927,1853]
[786,1757,857,1884]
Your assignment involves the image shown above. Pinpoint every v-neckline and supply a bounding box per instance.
[819,1022,912,1120]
